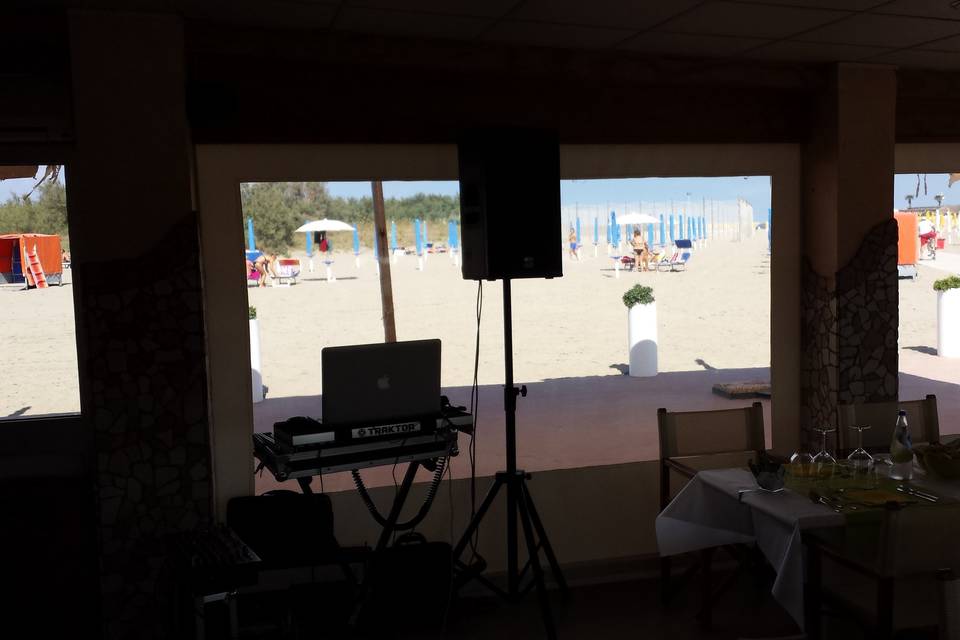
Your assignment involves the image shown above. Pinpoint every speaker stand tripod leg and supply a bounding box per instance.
[521,479,568,597]
[452,473,504,562]
[517,484,557,640]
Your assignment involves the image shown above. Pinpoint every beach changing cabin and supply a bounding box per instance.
[0,233,64,286]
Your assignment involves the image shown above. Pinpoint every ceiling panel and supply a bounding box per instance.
[656,2,851,39]
[481,21,635,49]
[917,34,960,51]
[745,39,891,61]
[186,1,340,29]
[347,0,519,19]
[869,48,960,68]
[334,6,490,39]
[800,13,960,47]
[872,0,960,21]
[621,31,771,56]
[743,0,887,8]
[510,0,705,30]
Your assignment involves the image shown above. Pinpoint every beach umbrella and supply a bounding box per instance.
[448,220,455,248]
[295,219,355,233]
[352,226,360,255]
[306,230,313,256]
[615,213,659,225]
[679,214,685,239]
[391,220,398,251]
[422,219,428,248]
[247,217,256,251]
[669,215,675,243]
[647,221,654,247]
[659,215,665,245]
[593,217,599,245]
[576,217,581,246]
[415,218,423,255]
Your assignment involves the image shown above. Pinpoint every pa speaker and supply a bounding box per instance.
[457,129,562,280]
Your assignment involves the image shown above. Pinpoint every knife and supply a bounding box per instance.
[896,485,939,502]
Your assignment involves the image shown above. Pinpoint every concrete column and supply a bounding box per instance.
[801,64,898,442]
[68,12,211,639]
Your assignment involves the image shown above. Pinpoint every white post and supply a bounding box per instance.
[614,257,620,278]
[355,255,360,268]
[938,289,960,357]
[309,258,314,272]
[418,256,424,271]
[325,263,335,282]
[249,318,264,403]
[628,302,658,377]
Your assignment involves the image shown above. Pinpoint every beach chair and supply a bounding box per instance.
[655,248,679,272]
[274,258,301,285]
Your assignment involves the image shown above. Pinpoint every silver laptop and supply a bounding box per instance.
[321,339,441,429]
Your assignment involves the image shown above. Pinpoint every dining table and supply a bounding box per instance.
[655,459,960,635]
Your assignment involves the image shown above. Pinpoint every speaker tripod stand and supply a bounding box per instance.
[452,279,568,640]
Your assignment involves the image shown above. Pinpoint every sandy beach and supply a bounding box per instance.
[4,232,959,493]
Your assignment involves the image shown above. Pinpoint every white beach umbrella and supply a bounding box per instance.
[616,213,659,225]
[295,219,355,233]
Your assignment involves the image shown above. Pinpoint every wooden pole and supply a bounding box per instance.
[372,181,397,342]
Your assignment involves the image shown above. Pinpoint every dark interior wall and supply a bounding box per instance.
[185,26,823,145]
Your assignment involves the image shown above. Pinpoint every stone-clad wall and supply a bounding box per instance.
[836,219,899,405]
[800,260,837,443]
[800,220,898,446]
[79,216,212,639]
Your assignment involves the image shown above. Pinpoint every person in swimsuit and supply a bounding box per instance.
[568,228,578,260]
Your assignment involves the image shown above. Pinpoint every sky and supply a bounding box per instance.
[324,176,775,215]
[2,170,956,213]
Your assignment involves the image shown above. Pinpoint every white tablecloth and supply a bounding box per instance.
[656,468,844,628]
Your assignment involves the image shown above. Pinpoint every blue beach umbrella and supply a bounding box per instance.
[391,221,398,251]
[659,215,665,245]
[306,229,313,256]
[422,219,428,248]
[575,217,581,246]
[647,222,654,247]
[352,226,360,256]
[593,217,599,245]
[669,215,675,243]
[247,217,256,251]
[415,218,423,255]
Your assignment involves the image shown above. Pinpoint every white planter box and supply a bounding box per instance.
[250,318,265,403]
[628,302,658,377]
[938,289,960,358]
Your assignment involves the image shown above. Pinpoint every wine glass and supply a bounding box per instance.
[789,446,815,479]
[812,427,838,466]
[847,425,874,474]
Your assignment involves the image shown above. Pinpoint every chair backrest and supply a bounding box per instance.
[836,395,940,454]
[657,402,765,460]
[679,251,691,263]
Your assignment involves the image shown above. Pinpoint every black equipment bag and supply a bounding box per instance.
[226,490,339,567]
[359,532,453,634]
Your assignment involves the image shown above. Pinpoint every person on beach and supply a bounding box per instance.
[254,251,277,287]
[919,217,937,258]
[631,229,650,271]
[568,228,578,260]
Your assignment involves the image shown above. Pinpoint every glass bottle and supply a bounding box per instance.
[890,410,914,481]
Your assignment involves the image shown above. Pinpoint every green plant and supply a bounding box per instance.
[934,275,960,292]
[248,305,257,320]
[622,284,655,308]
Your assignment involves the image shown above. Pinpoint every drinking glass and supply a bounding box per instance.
[788,447,815,479]
[812,427,838,466]
[846,425,874,474]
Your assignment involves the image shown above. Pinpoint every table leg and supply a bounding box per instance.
[698,547,716,630]
[804,542,822,640]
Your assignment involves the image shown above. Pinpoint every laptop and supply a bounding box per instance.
[321,339,441,439]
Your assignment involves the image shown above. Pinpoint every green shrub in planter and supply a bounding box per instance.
[623,284,655,308]
[933,275,960,292]
[249,305,257,320]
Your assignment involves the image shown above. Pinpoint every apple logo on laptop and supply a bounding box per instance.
[377,375,391,390]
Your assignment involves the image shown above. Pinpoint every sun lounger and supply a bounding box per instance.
[274,258,301,285]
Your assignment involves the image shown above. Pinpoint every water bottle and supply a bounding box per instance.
[890,410,914,481]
